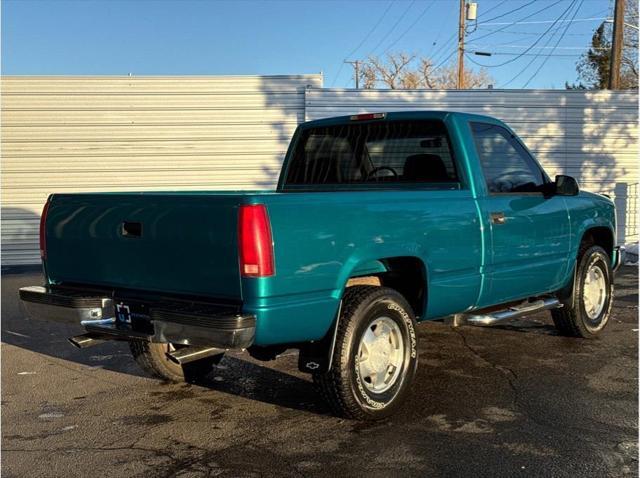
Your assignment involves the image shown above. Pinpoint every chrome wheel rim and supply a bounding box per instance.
[357,316,404,394]
[583,263,607,320]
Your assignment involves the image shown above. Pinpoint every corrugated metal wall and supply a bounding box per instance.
[1,75,322,265]
[2,79,636,265]
[305,88,639,244]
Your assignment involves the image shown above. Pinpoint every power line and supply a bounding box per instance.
[468,51,584,58]
[329,1,396,87]
[433,49,458,70]
[481,16,607,26]
[476,0,510,19]
[367,0,417,57]
[473,7,612,37]
[522,0,586,87]
[498,0,581,86]
[465,0,581,68]
[428,4,457,57]
[468,0,565,43]
[468,44,605,50]
[475,27,593,36]
[342,1,396,59]
[430,33,458,65]
[479,0,539,23]
[431,0,520,70]
[382,0,436,54]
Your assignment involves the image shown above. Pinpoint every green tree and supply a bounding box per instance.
[575,2,638,89]
[577,24,611,89]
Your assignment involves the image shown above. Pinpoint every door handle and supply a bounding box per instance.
[490,212,507,225]
[121,221,142,238]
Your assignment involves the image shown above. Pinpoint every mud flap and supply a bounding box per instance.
[297,301,342,374]
[557,266,577,309]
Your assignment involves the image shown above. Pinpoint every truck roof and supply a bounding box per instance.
[300,110,502,128]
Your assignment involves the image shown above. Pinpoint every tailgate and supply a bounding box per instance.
[45,193,243,300]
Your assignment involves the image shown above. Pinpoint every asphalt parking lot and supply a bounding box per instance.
[2,267,638,478]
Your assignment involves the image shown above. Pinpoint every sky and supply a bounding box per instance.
[2,0,615,89]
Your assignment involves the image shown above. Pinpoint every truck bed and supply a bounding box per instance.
[44,192,259,300]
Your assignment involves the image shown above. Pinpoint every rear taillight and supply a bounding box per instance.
[238,204,274,277]
[39,198,51,260]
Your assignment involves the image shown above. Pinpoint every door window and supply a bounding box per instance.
[470,122,546,193]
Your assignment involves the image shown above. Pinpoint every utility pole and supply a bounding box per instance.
[457,0,466,89]
[609,0,625,89]
[344,60,361,89]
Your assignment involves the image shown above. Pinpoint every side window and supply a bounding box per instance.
[470,122,545,193]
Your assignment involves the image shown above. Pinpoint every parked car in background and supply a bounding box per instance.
[20,111,622,420]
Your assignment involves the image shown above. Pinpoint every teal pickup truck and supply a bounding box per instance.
[20,111,622,420]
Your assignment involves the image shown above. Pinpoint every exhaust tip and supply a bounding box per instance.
[166,346,224,365]
[68,334,103,349]
[165,353,181,365]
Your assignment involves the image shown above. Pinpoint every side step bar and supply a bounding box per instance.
[451,298,561,327]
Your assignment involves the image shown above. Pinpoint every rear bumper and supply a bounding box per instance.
[19,286,255,349]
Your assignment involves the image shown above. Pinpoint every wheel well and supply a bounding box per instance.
[346,256,426,317]
[581,227,614,259]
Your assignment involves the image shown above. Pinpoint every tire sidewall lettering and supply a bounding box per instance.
[579,250,612,333]
[351,298,418,411]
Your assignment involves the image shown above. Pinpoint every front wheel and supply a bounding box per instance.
[552,245,613,338]
[313,286,418,420]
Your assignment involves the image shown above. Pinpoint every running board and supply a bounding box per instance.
[451,298,562,327]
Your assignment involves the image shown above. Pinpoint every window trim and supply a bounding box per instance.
[469,121,551,196]
[279,119,464,192]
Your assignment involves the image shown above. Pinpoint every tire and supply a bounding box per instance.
[129,340,217,383]
[313,286,418,420]
[552,244,613,338]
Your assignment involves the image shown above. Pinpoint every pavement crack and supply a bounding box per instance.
[452,328,633,451]
[454,327,520,407]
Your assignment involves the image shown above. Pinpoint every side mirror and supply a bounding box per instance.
[555,175,579,196]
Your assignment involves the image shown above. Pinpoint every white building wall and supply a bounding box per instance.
[2,80,636,265]
[305,88,638,244]
[1,75,322,265]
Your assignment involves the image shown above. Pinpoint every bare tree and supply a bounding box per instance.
[360,53,416,89]
[431,64,494,89]
[357,52,494,89]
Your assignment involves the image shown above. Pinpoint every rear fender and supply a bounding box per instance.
[334,244,427,298]
[298,253,428,374]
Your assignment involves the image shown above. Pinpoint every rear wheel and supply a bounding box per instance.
[552,244,613,338]
[313,286,418,420]
[129,341,217,382]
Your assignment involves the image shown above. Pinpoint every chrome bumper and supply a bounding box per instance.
[19,286,255,349]
[19,286,114,324]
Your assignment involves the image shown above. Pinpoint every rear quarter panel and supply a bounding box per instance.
[244,190,483,345]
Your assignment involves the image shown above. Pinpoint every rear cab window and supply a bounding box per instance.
[281,119,461,190]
